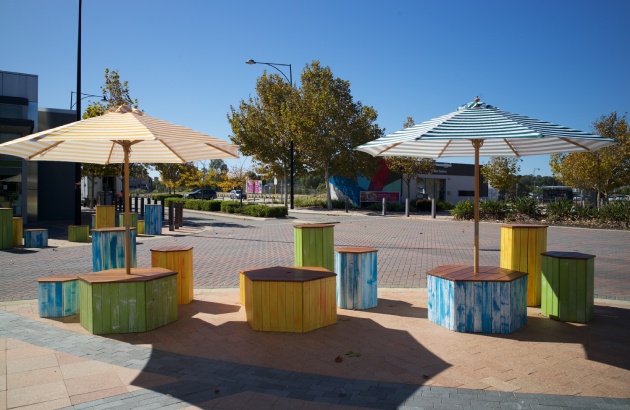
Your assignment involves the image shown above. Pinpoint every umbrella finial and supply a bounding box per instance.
[475,96,480,103]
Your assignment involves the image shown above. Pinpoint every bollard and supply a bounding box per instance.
[345,198,349,213]
[134,196,139,213]
[169,202,175,231]
[140,198,145,217]
[382,197,387,216]
[405,198,410,217]
[431,197,436,218]
[178,203,184,227]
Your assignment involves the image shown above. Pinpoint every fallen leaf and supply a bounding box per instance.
[345,351,361,357]
[335,355,343,363]
[422,375,430,379]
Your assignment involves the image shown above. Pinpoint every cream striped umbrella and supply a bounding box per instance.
[356,98,616,273]
[0,105,239,274]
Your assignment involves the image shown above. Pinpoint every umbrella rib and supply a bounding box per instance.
[559,137,590,151]
[503,138,520,156]
[205,142,239,158]
[374,142,403,156]
[28,141,64,159]
[159,140,187,163]
[437,141,452,158]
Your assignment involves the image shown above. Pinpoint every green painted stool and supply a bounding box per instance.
[119,212,138,229]
[541,251,595,323]
[294,223,335,271]
[0,208,13,250]
[68,225,90,242]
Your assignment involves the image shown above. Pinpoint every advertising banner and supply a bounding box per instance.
[247,180,262,194]
[359,191,400,203]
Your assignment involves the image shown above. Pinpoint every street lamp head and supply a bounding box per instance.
[246,59,256,65]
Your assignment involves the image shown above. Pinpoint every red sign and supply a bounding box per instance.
[360,191,400,203]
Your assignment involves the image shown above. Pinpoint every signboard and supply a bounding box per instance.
[359,191,400,203]
[247,180,262,194]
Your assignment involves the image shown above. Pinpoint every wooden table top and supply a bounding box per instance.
[542,251,595,260]
[150,246,194,252]
[91,227,136,233]
[336,247,377,254]
[293,223,336,229]
[78,267,176,284]
[501,224,548,229]
[427,265,528,282]
[241,266,336,282]
[37,274,79,283]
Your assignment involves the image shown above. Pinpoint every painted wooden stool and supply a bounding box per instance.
[427,265,528,334]
[335,247,378,310]
[500,224,548,306]
[137,220,145,234]
[12,216,23,247]
[91,227,137,272]
[0,208,12,250]
[151,246,194,304]
[144,204,163,235]
[240,266,337,332]
[95,205,116,229]
[294,223,335,271]
[541,251,595,323]
[119,212,138,229]
[24,228,48,248]
[68,225,90,242]
[37,274,79,317]
[78,267,178,334]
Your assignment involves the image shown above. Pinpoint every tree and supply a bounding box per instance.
[481,157,521,200]
[384,117,435,201]
[81,69,147,201]
[153,163,197,194]
[550,112,630,207]
[228,72,299,206]
[295,61,382,209]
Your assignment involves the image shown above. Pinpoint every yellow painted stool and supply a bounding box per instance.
[95,205,116,229]
[12,217,23,247]
[151,246,194,304]
[500,224,548,306]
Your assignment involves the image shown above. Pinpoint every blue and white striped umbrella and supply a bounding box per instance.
[356,98,616,158]
[356,98,616,274]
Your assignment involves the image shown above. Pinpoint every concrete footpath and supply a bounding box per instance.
[1,209,629,409]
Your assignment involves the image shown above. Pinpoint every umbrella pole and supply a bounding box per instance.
[472,139,483,274]
[123,144,131,275]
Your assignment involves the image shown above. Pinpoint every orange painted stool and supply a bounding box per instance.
[151,246,194,304]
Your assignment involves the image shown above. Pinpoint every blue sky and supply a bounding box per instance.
[3,0,629,178]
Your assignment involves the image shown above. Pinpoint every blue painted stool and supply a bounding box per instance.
[37,274,79,317]
[335,247,378,309]
[144,204,163,235]
[24,228,48,248]
[427,265,528,334]
[91,227,137,272]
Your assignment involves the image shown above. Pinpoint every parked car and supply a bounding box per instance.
[229,189,246,200]
[185,188,217,200]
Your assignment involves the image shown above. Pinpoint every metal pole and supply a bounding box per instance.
[431,197,436,219]
[74,0,82,226]
[405,198,410,217]
[382,197,387,216]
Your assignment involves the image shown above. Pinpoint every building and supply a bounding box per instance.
[330,160,488,206]
[0,70,76,222]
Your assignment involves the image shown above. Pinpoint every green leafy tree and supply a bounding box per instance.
[153,163,197,194]
[385,117,435,201]
[295,61,383,209]
[228,72,300,206]
[550,112,630,206]
[481,157,521,200]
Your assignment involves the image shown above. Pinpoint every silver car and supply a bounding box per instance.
[229,189,246,200]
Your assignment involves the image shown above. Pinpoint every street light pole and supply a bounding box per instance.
[70,92,107,109]
[74,0,82,226]
[246,59,294,210]
[533,168,540,201]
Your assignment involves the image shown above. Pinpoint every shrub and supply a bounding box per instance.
[545,198,573,220]
[415,199,432,212]
[572,203,597,221]
[512,197,539,218]
[294,197,326,208]
[598,200,630,227]
[451,200,474,220]
[220,201,242,213]
[437,201,454,211]
[480,200,509,220]
[153,193,183,202]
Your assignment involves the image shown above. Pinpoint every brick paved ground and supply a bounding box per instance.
[1,209,629,301]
